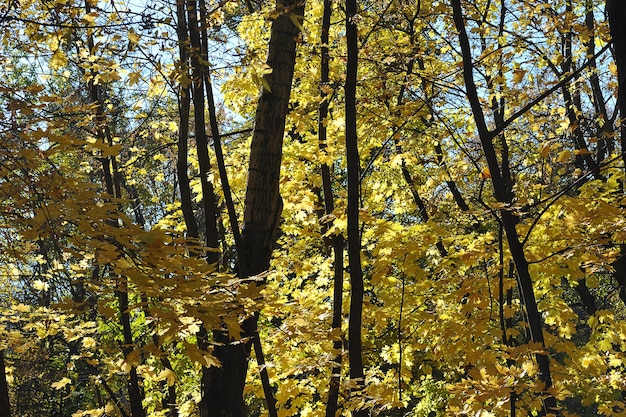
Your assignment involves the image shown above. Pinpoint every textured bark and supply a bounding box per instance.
[238,1,303,277]
[203,2,304,416]
[451,1,558,415]
[0,351,10,417]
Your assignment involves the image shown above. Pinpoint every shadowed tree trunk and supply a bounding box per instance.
[203,1,305,416]
[607,0,626,309]
[0,351,10,417]
[345,0,367,416]
[451,1,558,415]
[83,0,145,414]
[319,2,346,417]
[607,0,626,157]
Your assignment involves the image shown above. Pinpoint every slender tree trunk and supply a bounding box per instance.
[203,2,304,416]
[585,1,613,161]
[0,351,10,417]
[126,186,179,417]
[561,0,601,178]
[185,0,220,256]
[451,1,558,415]
[175,0,199,241]
[199,0,242,254]
[184,4,225,416]
[345,1,366,416]
[83,0,145,413]
[318,2,345,416]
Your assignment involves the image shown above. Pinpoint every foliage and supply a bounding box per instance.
[1,0,626,416]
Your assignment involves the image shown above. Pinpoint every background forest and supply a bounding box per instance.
[1,0,626,416]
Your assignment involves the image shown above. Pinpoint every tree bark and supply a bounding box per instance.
[185,0,220,257]
[345,1,366,416]
[203,2,304,416]
[238,0,303,277]
[175,0,199,241]
[451,1,558,415]
[0,351,11,417]
[607,0,626,160]
[319,2,345,417]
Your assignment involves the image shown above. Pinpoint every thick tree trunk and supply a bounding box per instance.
[203,2,304,416]
[238,0,303,277]
[0,351,11,417]
[606,1,626,310]
[607,0,626,158]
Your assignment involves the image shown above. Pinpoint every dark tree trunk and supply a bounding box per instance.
[238,0,304,277]
[612,251,626,306]
[0,351,11,417]
[184,4,224,416]
[451,1,558,415]
[175,0,199,241]
[607,0,626,310]
[203,2,304,416]
[319,2,345,417]
[185,0,220,256]
[607,0,626,158]
[345,1,366,416]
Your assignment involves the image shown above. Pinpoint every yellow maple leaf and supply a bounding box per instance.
[50,50,68,70]
[51,377,72,390]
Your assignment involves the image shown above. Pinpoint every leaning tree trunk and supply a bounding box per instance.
[203,1,305,416]
[451,1,558,415]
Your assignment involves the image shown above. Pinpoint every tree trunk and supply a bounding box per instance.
[84,0,145,413]
[607,0,626,159]
[203,2,304,416]
[0,351,11,417]
[451,1,558,415]
[345,0,366,416]
[606,1,626,312]
[319,2,345,417]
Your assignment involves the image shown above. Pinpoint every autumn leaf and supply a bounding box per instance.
[512,68,527,84]
[51,377,72,390]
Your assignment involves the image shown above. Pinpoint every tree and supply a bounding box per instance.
[0,350,10,417]
[2,0,626,416]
